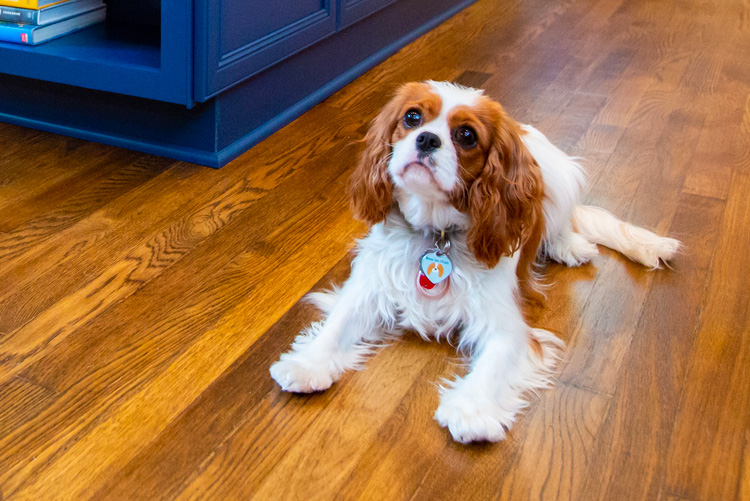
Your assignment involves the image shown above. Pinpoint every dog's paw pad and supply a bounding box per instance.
[270,357,335,393]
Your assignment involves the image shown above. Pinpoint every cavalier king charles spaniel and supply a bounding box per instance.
[270,81,680,443]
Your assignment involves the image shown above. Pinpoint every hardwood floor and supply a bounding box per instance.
[1,0,749,499]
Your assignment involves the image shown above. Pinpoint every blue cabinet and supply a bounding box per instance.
[339,0,397,28]
[0,0,476,167]
[195,0,337,100]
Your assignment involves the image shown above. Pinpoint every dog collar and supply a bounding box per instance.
[416,229,453,298]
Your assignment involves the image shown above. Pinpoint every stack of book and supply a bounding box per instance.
[0,0,106,45]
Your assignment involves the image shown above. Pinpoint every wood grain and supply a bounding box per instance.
[578,193,725,500]
[88,257,352,500]
[0,167,359,495]
[742,429,750,501]
[1,0,748,499]
[0,377,57,439]
[662,170,750,501]
[334,354,451,501]
[496,384,610,501]
[183,338,442,501]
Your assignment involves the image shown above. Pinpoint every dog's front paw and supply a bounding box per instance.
[270,355,337,393]
[434,389,514,444]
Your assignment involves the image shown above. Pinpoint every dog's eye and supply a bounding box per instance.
[453,126,478,149]
[403,109,423,128]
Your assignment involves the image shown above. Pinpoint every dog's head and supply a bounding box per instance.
[348,81,544,268]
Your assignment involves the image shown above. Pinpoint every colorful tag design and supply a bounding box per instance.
[419,251,453,285]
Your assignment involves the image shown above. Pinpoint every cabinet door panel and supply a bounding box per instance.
[195,0,336,100]
[339,0,397,28]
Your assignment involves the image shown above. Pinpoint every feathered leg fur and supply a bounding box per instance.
[521,124,680,269]
[270,282,383,393]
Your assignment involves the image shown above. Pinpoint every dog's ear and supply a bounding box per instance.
[466,103,544,268]
[347,87,412,225]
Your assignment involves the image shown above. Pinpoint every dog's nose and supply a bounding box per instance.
[416,132,441,153]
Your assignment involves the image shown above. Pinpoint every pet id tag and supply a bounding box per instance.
[416,230,453,298]
[416,252,453,299]
[419,251,453,285]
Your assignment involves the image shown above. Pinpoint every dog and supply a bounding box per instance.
[270,81,680,443]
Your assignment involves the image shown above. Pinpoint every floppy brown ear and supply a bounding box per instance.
[347,88,411,225]
[466,106,545,269]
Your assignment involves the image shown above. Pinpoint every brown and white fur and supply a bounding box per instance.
[270,81,680,443]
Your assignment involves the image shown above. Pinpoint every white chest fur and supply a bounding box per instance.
[352,216,520,341]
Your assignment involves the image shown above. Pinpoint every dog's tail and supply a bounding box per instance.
[573,205,681,268]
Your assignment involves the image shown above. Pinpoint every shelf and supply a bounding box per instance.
[0,22,161,69]
[0,2,191,106]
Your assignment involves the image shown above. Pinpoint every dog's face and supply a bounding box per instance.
[386,82,491,202]
[348,81,544,268]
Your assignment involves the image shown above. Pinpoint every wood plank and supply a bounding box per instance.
[333,344,456,501]
[0,154,361,490]
[0,133,110,212]
[741,429,750,501]
[0,153,168,234]
[4,186,360,499]
[89,257,352,500]
[0,377,57,439]
[496,384,610,501]
[530,92,608,154]
[659,492,693,501]
[577,193,725,500]
[409,415,526,500]
[560,106,705,394]
[682,161,733,200]
[325,0,579,117]
[0,105,354,337]
[573,73,652,156]
[682,89,745,200]
[177,338,450,501]
[0,172,273,374]
[12,146,358,389]
[663,170,750,501]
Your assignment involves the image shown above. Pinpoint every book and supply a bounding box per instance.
[0,5,104,44]
[0,0,103,25]
[0,0,74,9]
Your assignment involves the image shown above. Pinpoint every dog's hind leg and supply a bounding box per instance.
[521,124,598,267]
[573,205,681,268]
[542,217,599,267]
